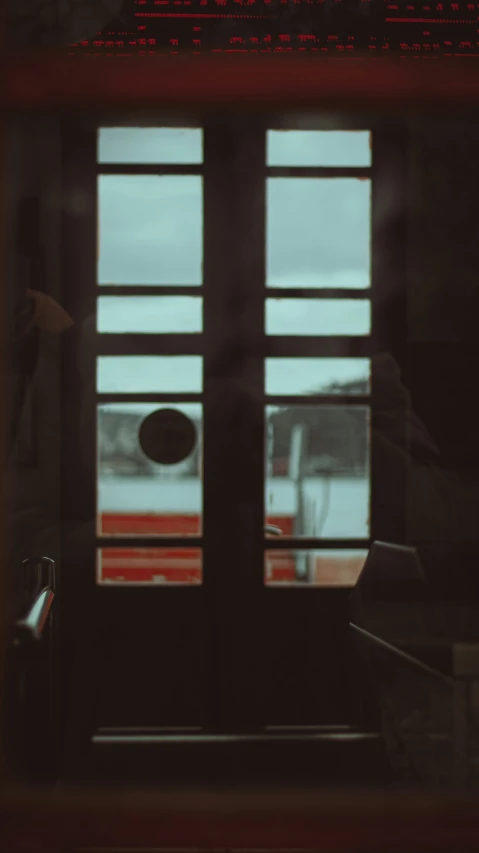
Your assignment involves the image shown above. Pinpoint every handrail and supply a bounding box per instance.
[13,587,54,644]
[350,622,454,686]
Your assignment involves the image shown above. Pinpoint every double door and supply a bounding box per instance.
[59,115,374,757]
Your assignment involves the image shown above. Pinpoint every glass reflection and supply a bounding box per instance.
[96,356,203,394]
[98,175,203,285]
[266,299,371,336]
[97,296,203,334]
[267,130,371,167]
[98,127,203,164]
[267,178,371,289]
[97,548,202,585]
[97,403,202,537]
[265,549,368,586]
[266,358,370,396]
[265,405,370,539]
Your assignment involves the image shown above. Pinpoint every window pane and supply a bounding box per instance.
[267,131,371,167]
[98,175,203,285]
[265,550,368,586]
[266,299,371,336]
[267,178,371,289]
[97,357,203,393]
[97,297,203,334]
[97,403,202,537]
[265,405,370,538]
[266,358,370,396]
[98,128,203,164]
[98,548,202,584]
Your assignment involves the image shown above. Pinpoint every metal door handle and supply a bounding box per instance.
[265,525,283,536]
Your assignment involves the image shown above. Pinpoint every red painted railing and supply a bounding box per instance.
[98,515,364,585]
[99,514,296,583]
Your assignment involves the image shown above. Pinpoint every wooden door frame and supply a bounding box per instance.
[50,110,411,756]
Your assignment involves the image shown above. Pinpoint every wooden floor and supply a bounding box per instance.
[2,786,479,853]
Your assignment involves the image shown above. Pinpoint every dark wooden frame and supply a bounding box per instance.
[58,111,384,740]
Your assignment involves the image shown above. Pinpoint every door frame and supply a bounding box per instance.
[58,110,409,763]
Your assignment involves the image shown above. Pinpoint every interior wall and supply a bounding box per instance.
[405,117,479,597]
[4,114,64,614]
[407,118,479,463]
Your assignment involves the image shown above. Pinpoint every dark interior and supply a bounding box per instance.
[3,106,479,798]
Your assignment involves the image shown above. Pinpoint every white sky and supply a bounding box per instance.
[96,128,371,394]
[97,356,370,397]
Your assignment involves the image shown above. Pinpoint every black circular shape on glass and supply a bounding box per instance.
[139,408,197,465]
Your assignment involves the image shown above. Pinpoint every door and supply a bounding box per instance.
[59,113,376,773]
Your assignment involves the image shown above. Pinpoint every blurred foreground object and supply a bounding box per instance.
[7,0,123,47]
[27,289,74,337]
